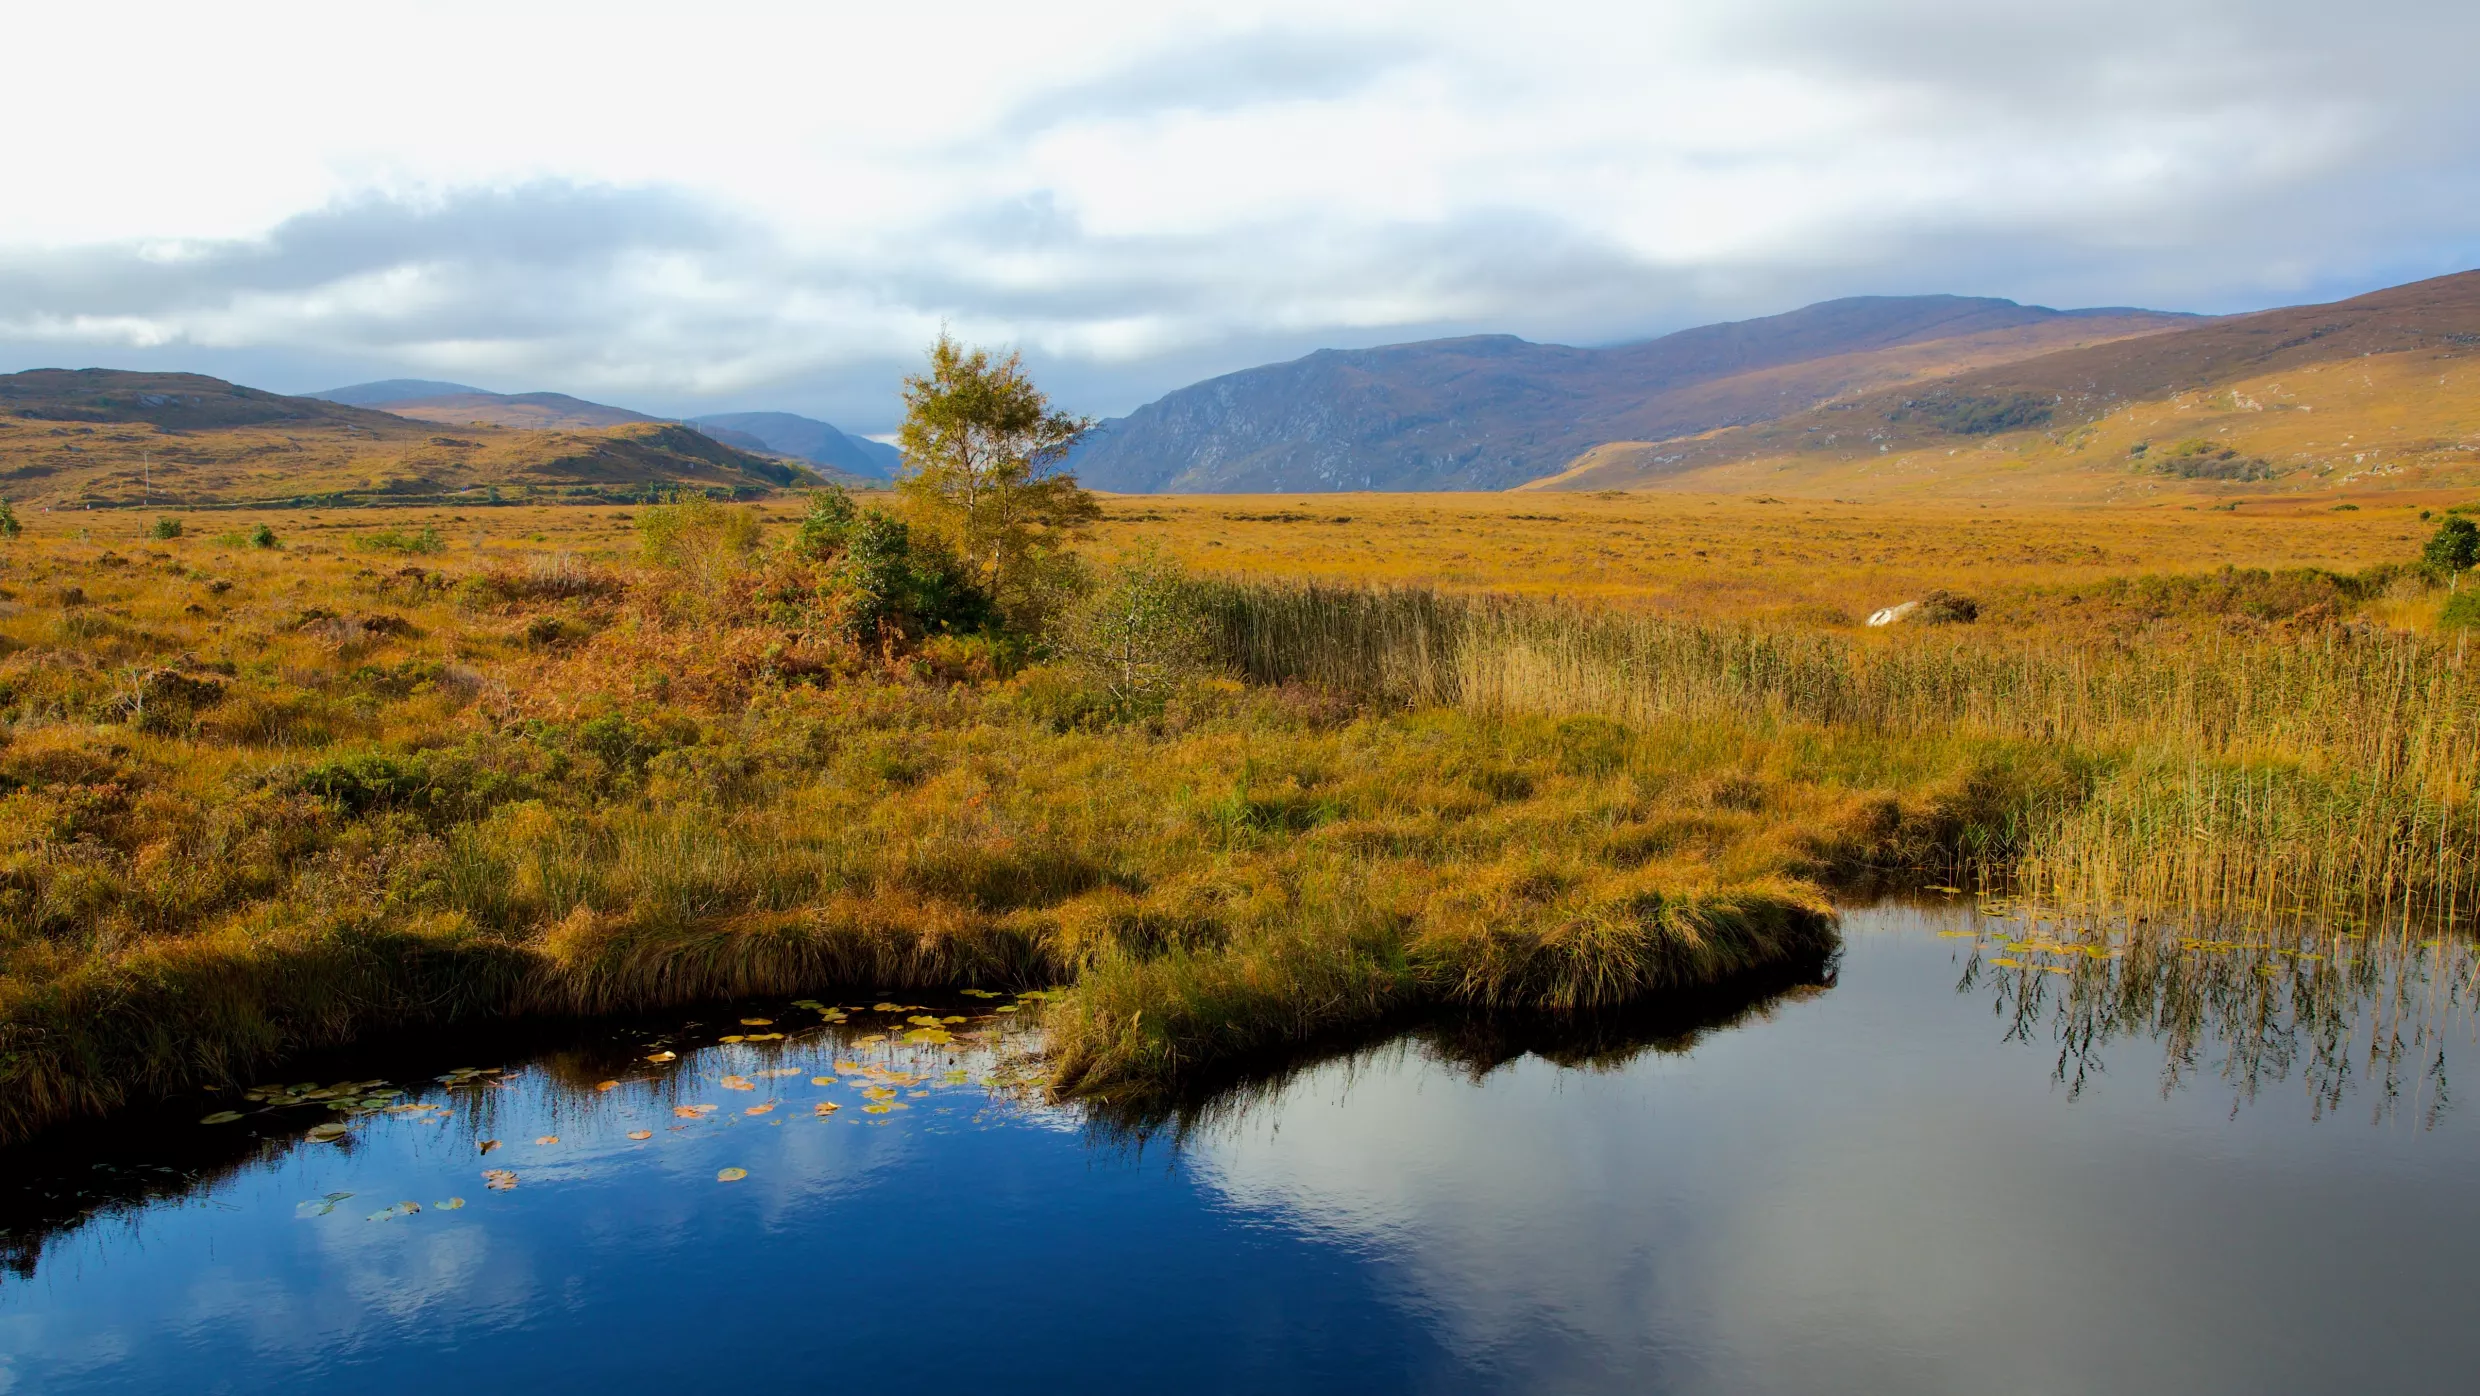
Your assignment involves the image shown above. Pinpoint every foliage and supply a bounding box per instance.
[249,523,278,549]
[148,516,182,540]
[353,526,443,554]
[1052,545,1217,717]
[895,334,1099,615]
[2423,516,2480,576]
[780,486,993,645]
[0,499,18,539]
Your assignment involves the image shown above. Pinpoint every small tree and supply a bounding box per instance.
[2424,516,2480,580]
[896,335,1099,616]
[1056,546,1216,715]
[0,499,20,540]
[150,516,183,540]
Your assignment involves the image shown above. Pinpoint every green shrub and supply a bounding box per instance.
[2440,588,2480,631]
[148,516,183,540]
[0,499,20,539]
[353,526,443,554]
[2423,517,2479,577]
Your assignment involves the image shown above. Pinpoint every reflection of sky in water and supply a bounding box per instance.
[4,906,2478,1394]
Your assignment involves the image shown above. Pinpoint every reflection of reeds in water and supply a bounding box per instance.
[1077,943,1839,1154]
[1952,899,2480,1124]
[1208,580,2480,920]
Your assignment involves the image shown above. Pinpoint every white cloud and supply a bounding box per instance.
[2,0,2473,427]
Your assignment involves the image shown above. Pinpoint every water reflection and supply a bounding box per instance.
[1944,894,2478,1124]
[4,906,2478,1395]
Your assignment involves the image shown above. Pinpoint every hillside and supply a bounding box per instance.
[343,389,665,431]
[314,382,898,479]
[691,411,899,480]
[0,370,834,507]
[1531,269,2480,501]
[1066,296,2195,493]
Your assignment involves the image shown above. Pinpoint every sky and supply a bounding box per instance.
[3,0,2475,432]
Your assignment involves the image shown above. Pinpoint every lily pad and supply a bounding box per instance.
[645,1051,678,1063]
[719,1075,755,1091]
[716,1167,748,1183]
[739,1017,773,1026]
[435,1198,466,1210]
[594,1080,619,1092]
[626,1130,653,1140]
[304,1122,350,1143]
[744,1102,776,1116]
[482,1169,518,1191]
[200,1110,245,1125]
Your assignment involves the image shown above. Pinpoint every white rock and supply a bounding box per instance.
[1865,601,1921,628]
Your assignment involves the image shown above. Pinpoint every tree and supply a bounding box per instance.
[2424,516,2480,579]
[896,334,1099,613]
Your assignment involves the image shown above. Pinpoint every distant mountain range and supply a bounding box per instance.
[308,383,896,480]
[1529,269,2480,501]
[1066,296,2200,493]
[0,369,836,507]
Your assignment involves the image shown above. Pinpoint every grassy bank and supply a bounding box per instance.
[1,502,2468,1139]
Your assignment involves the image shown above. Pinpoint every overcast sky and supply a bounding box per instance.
[4,0,2474,430]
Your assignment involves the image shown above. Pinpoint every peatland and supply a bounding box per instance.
[4,486,2477,1143]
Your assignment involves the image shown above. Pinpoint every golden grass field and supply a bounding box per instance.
[5,484,2478,1143]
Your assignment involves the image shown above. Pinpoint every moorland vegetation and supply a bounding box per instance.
[6,340,2480,1143]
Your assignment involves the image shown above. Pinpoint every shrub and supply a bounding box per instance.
[2441,588,2480,631]
[1052,546,1215,716]
[353,526,444,554]
[1889,392,2054,436]
[2422,517,2479,577]
[148,516,182,540]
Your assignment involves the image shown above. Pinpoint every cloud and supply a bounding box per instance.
[1,1,2476,429]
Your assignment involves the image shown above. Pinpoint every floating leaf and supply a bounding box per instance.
[674,1104,718,1118]
[535,1135,560,1146]
[871,1002,903,1012]
[904,1028,954,1045]
[941,1015,967,1024]
[296,1191,354,1217]
[720,1035,746,1044]
[716,1167,748,1183]
[479,1139,502,1154]
[756,1067,802,1078]
[811,1076,837,1086]
[995,1005,1019,1013]
[1989,958,2023,968]
[739,1017,773,1026]
[814,1102,840,1116]
[861,1085,897,1101]
[482,1169,518,1191]
[907,1015,943,1027]
[626,1129,653,1140]
[855,1034,887,1046]
[744,1102,776,1116]
[200,1110,245,1125]
[435,1198,466,1210]
[595,1080,619,1092]
[305,1122,350,1143]
[719,1075,754,1091]
[741,1032,785,1042]
[645,1051,677,1063]
[862,1103,894,1115]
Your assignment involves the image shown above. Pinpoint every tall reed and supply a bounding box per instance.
[1204,580,2480,919]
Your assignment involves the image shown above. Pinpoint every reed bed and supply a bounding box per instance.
[1205,580,2480,919]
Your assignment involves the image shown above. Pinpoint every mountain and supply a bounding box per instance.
[333,390,666,431]
[312,383,897,480]
[0,369,831,506]
[689,411,898,480]
[309,379,489,407]
[7,369,413,432]
[1530,269,2480,501]
[1066,296,2198,493]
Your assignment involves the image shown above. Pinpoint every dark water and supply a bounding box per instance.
[4,901,2478,1395]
